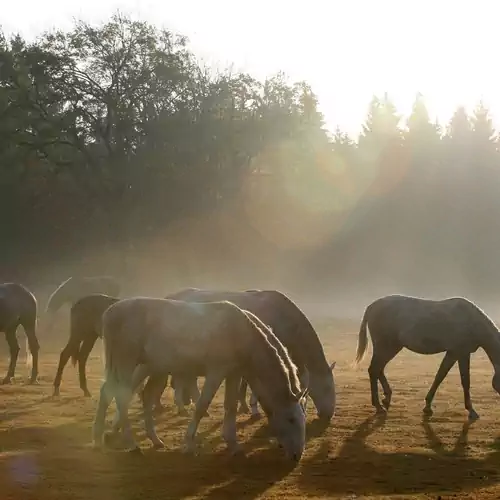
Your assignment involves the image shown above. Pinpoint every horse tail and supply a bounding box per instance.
[100,337,106,381]
[25,313,37,373]
[354,307,370,365]
[25,337,33,372]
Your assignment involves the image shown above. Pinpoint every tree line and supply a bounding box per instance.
[1,14,499,301]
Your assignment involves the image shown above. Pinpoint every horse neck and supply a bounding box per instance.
[289,305,330,374]
[482,332,500,368]
[476,310,500,368]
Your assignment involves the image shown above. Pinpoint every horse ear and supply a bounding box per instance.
[330,361,336,371]
[299,387,309,401]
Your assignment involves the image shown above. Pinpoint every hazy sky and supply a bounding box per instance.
[2,0,499,136]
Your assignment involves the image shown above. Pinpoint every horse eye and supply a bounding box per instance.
[288,417,295,424]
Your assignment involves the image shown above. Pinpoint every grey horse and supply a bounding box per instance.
[355,294,500,420]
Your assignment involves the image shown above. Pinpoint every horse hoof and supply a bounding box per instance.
[382,399,391,410]
[83,391,91,398]
[182,444,197,455]
[128,447,143,455]
[91,442,103,452]
[1,377,13,385]
[468,410,480,421]
[53,388,60,397]
[375,406,387,415]
[152,442,165,450]
[422,406,433,417]
[103,431,120,447]
[28,378,39,385]
[227,444,244,456]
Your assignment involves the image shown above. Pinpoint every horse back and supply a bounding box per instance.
[102,297,245,365]
[366,295,480,352]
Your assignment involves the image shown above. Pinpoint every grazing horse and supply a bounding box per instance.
[161,288,336,422]
[355,294,500,420]
[92,297,308,461]
[0,283,39,384]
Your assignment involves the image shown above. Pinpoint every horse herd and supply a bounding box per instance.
[2,277,500,464]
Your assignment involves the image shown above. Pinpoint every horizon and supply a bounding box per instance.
[2,0,499,138]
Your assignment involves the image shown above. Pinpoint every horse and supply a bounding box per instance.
[92,297,308,462]
[0,283,40,384]
[160,288,336,422]
[354,294,500,420]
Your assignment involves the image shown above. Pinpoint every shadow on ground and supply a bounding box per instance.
[297,413,500,497]
[0,419,300,500]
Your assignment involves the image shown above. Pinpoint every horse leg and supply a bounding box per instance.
[222,372,243,455]
[458,354,479,421]
[142,375,165,449]
[248,390,262,419]
[53,338,81,396]
[186,376,209,417]
[77,336,97,397]
[92,380,114,449]
[183,369,224,454]
[114,385,140,453]
[377,347,402,410]
[23,319,39,384]
[423,351,457,416]
[172,376,189,416]
[238,378,250,414]
[368,345,401,414]
[152,373,170,415]
[110,364,150,435]
[2,328,19,384]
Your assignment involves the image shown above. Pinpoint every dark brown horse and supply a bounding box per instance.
[53,294,119,397]
[355,294,500,420]
[0,283,39,384]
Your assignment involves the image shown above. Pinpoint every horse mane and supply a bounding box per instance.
[235,305,299,402]
[271,291,331,373]
[244,309,302,396]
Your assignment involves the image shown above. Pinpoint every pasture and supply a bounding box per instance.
[1,317,499,499]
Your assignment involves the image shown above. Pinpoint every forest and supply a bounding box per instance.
[1,14,499,305]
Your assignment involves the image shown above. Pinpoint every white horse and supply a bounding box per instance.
[92,297,308,462]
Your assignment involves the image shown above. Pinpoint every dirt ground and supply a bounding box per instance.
[1,318,500,500]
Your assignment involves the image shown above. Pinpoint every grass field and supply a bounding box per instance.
[1,319,500,499]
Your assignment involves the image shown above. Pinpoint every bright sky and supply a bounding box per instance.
[2,0,499,137]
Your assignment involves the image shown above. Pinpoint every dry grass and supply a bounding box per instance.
[1,319,500,499]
